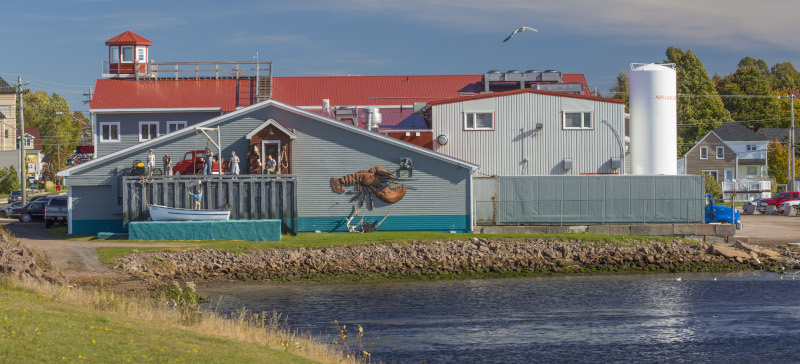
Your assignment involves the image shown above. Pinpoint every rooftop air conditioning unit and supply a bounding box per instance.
[484,70,504,82]
[522,70,540,81]
[505,70,523,82]
[541,70,562,82]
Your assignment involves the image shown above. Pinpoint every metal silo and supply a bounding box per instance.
[628,63,677,175]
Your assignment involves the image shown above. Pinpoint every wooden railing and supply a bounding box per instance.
[122,175,297,232]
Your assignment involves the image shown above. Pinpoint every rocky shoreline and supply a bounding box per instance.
[117,238,800,283]
[0,232,67,286]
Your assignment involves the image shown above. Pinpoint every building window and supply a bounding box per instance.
[110,47,119,63]
[139,121,159,142]
[563,111,592,129]
[99,122,120,142]
[137,47,146,62]
[746,166,759,176]
[464,112,494,130]
[121,46,134,62]
[702,170,718,181]
[716,146,724,159]
[167,121,187,133]
[4,130,7,139]
[699,147,708,159]
[747,144,758,151]
[23,137,32,148]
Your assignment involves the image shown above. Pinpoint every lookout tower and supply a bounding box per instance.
[105,31,151,76]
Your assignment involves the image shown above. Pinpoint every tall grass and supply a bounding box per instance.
[3,276,353,363]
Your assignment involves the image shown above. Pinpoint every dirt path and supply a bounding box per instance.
[1,220,192,281]
[739,214,800,246]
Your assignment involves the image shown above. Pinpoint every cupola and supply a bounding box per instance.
[105,31,152,75]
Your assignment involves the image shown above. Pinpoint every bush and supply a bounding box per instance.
[695,171,722,199]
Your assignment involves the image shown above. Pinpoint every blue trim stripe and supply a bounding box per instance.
[299,215,470,233]
[72,219,125,235]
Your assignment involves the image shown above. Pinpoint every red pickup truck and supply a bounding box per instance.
[172,150,231,175]
[754,191,800,213]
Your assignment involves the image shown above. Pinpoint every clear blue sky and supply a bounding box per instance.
[2,0,798,112]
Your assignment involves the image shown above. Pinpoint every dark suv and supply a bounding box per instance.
[8,190,22,203]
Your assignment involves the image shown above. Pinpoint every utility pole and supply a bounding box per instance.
[781,94,797,191]
[82,86,96,159]
[12,75,28,205]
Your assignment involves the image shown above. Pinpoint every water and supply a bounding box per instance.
[200,272,800,363]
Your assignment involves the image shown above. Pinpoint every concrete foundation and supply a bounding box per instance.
[129,219,281,241]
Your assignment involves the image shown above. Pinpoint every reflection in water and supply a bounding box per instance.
[200,272,800,363]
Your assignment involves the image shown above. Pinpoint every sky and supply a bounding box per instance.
[2,0,799,112]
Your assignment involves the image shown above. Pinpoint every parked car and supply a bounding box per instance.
[9,198,51,222]
[778,199,800,215]
[172,150,231,176]
[44,196,68,228]
[755,192,800,213]
[705,194,742,230]
[0,201,23,218]
[7,190,22,203]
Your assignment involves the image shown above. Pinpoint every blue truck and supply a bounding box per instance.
[705,194,742,230]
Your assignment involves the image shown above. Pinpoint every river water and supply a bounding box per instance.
[200,272,800,363]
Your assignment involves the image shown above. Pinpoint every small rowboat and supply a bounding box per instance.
[148,204,230,221]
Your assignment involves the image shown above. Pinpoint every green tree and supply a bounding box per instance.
[767,139,800,184]
[716,62,782,129]
[21,90,82,177]
[0,166,18,194]
[769,62,800,92]
[665,47,733,155]
[609,71,629,112]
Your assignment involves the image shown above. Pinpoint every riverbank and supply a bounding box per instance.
[118,237,800,284]
[0,229,350,364]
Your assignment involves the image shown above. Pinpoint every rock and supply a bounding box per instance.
[711,244,752,260]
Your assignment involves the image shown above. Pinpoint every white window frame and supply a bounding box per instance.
[716,146,724,159]
[746,166,759,176]
[463,112,494,131]
[109,46,119,63]
[121,46,134,63]
[167,121,187,133]
[136,46,147,62]
[562,111,593,130]
[99,122,120,143]
[699,147,708,160]
[138,121,159,142]
[23,136,32,148]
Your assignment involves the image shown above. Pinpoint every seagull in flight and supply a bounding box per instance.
[503,27,539,42]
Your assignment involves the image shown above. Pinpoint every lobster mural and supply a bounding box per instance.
[330,166,407,209]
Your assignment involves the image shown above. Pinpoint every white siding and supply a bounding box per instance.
[432,93,626,176]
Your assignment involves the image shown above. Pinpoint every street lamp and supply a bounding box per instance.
[56,111,94,159]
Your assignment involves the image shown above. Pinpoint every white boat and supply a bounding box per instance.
[148,204,230,221]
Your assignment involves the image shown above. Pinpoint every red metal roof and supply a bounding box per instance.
[427,88,626,106]
[90,79,257,111]
[105,31,152,46]
[272,74,591,107]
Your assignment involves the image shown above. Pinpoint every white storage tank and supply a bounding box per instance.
[628,63,677,175]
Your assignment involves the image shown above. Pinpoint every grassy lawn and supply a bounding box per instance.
[0,282,315,363]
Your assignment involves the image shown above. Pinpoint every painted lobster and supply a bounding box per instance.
[330,166,407,209]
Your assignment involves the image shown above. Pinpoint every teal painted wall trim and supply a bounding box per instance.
[129,220,281,241]
[72,219,125,235]
[299,215,470,233]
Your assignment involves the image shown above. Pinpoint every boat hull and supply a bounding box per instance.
[149,204,230,221]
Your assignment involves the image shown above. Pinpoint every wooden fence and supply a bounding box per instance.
[122,175,297,232]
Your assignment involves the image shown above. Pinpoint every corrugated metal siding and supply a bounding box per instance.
[433,93,625,176]
[67,105,471,224]
[490,175,703,225]
[95,112,220,157]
